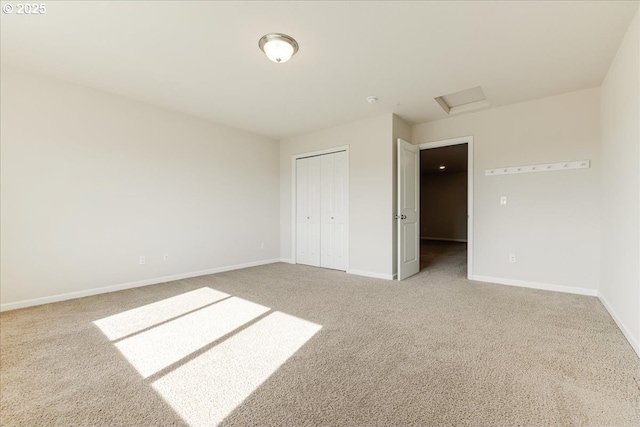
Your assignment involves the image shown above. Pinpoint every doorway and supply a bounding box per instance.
[419,137,473,279]
[419,142,468,277]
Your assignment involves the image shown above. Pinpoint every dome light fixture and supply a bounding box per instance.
[259,33,299,63]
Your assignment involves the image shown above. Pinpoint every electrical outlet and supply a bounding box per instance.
[139,256,146,265]
[500,196,507,205]
[509,253,516,263]
[163,253,169,261]
[260,242,265,250]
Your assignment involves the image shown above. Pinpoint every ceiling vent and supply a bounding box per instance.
[435,86,488,115]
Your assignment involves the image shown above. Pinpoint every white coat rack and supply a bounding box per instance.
[485,160,590,176]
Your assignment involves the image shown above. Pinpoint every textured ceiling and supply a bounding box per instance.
[1,1,638,139]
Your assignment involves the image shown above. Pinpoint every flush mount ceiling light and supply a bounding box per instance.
[259,33,298,63]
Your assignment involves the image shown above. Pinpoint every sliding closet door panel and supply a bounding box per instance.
[296,156,321,267]
[295,158,308,265]
[320,154,334,269]
[320,151,348,271]
[333,151,348,271]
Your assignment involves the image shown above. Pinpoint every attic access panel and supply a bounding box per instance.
[435,86,488,114]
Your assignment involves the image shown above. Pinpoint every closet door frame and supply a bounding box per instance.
[292,146,349,270]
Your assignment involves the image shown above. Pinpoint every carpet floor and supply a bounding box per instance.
[1,241,639,426]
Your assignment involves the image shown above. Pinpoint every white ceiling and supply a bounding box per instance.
[1,1,638,140]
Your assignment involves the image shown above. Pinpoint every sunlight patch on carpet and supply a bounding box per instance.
[94,287,229,341]
[95,288,322,426]
[115,297,269,377]
[152,311,322,427]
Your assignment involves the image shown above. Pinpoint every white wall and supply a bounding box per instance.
[0,65,280,308]
[280,114,394,279]
[600,10,640,356]
[413,88,601,294]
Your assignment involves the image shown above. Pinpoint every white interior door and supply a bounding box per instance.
[397,138,420,280]
[320,151,348,271]
[296,156,321,267]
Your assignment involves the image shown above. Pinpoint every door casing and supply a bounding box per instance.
[292,146,350,270]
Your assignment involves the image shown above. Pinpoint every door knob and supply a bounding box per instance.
[401,214,407,220]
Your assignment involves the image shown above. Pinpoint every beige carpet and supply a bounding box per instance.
[1,241,639,426]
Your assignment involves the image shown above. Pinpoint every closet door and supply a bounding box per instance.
[320,151,348,271]
[296,156,321,267]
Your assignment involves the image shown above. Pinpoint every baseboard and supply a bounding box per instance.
[421,237,468,243]
[471,275,598,297]
[347,269,394,281]
[0,258,281,312]
[279,258,295,264]
[598,292,640,359]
